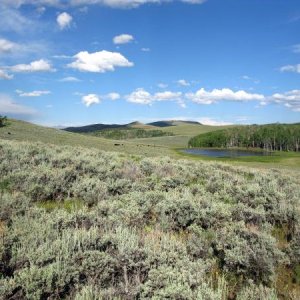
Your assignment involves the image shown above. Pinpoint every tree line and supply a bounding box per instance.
[188,124,300,152]
[0,115,7,127]
[89,128,174,140]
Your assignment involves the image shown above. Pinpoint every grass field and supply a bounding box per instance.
[0,119,175,157]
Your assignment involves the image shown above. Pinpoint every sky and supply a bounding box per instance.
[0,0,300,126]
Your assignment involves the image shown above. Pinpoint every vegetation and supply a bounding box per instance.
[189,124,300,152]
[0,115,7,127]
[88,128,174,140]
[0,139,300,299]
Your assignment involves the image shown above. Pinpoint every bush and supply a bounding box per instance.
[0,139,299,298]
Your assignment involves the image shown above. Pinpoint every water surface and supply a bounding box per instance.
[183,148,273,158]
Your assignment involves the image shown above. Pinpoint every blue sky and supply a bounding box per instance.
[0,0,300,126]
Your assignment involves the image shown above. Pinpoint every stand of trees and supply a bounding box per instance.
[0,115,7,127]
[188,124,300,152]
[88,128,174,140]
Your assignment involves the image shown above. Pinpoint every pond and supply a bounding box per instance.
[182,148,273,158]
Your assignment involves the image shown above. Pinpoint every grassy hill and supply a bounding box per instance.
[0,119,175,157]
[63,120,233,148]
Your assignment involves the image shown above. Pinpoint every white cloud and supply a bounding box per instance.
[197,117,232,126]
[53,54,72,59]
[59,76,81,82]
[177,100,186,108]
[57,12,73,30]
[0,38,18,53]
[154,91,182,101]
[177,79,190,86]
[0,94,37,116]
[1,0,61,7]
[70,0,206,8]
[0,38,49,58]
[270,90,300,112]
[126,89,183,106]
[0,69,13,80]
[16,90,51,97]
[68,50,133,73]
[113,34,134,45]
[1,0,207,9]
[235,116,250,122]
[126,88,152,105]
[185,88,265,105]
[242,75,260,84]
[141,47,150,52]
[157,83,168,89]
[71,0,160,8]
[0,6,34,33]
[181,0,206,3]
[280,64,300,73]
[82,94,100,107]
[36,6,46,15]
[105,92,120,100]
[10,59,55,73]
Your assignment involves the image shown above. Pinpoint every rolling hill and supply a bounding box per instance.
[2,118,300,170]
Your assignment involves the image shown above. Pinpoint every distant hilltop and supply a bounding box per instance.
[64,120,202,133]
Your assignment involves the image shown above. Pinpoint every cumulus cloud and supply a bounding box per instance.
[185,88,265,105]
[154,91,182,101]
[126,88,152,105]
[16,90,51,97]
[126,89,183,106]
[105,92,120,100]
[68,50,133,73]
[280,64,300,73]
[270,90,300,112]
[113,34,134,45]
[82,94,100,106]
[0,69,13,80]
[57,12,73,30]
[10,59,55,73]
[177,79,190,86]
[141,48,150,52]
[0,38,19,53]
[0,94,37,116]
[59,76,81,82]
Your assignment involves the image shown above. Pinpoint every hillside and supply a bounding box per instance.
[64,123,124,133]
[64,121,155,133]
[0,119,174,158]
[0,139,300,299]
[62,120,233,147]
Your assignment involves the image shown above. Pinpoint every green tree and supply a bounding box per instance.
[0,115,7,127]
